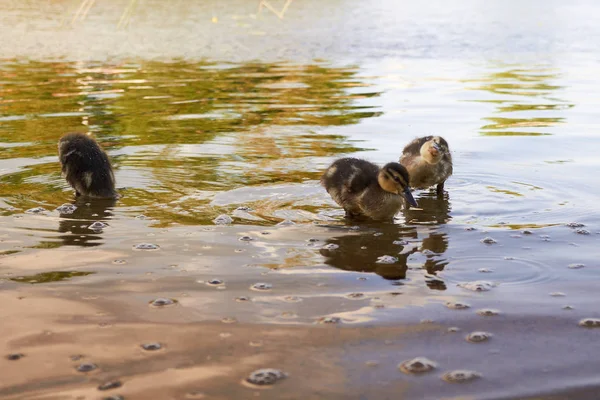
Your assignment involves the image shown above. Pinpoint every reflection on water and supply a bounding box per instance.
[466,66,573,136]
[10,270,94,284]
[57,197,116,247]
[0,60,379,228]
[320,191,450,282]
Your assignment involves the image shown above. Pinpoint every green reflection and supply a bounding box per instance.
[0,250,20,256]
[0,60,380,227]
[465,65,573,137]
[10,271,95,284]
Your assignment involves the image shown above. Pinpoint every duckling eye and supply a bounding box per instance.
[392,176,404,185]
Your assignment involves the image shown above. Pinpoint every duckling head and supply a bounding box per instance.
[378,162,418,207]
[420,136,449,165]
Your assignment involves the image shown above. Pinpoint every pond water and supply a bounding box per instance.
[1,1,600,399]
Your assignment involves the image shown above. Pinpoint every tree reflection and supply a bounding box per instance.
[0,60,381,226]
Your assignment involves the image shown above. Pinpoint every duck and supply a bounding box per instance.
[399,135,452,195]
[321,157,418,221]
[58,132,118,199]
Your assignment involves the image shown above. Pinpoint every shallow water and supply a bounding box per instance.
[1,1,600,399]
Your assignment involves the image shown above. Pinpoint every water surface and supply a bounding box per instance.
[1,1,600,399]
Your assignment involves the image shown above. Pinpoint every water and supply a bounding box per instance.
[1,1,600,399]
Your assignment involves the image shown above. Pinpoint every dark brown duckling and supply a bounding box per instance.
[321,158,418,221]
[399,135,452,195]
[58,133,118,199]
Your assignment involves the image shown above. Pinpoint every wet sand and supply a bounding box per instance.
[2,221,600,399]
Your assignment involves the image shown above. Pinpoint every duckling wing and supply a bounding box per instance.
[344,166,376,194]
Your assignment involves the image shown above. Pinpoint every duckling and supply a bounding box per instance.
[321,158,418,221]
[399,136,452,195]
[58,133,118,199]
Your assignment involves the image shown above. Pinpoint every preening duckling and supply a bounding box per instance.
[321,158,418,221]
[58,133,118,199]
[399,136,452,195]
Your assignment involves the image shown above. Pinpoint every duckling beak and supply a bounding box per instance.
[429,143,441,157]
[402,187,418,208]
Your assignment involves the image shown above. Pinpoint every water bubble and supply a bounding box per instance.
[575,229,591,235]
[465,227,477,231]
[442,370,481,383]
[447,327,460,333]
[70,354,84,361]
[221,317,237,324]
[566,222,585,228]
[522,230,533,235]
[245,368,287,386]
[446,301,470,310]
[207,279,224,286]
[478,268,493,273]
[346,293,365,299]
[393,240,409,245]
[239,236,254,242]
[112,259,127,265]
[284,296,302,303]
[133,243,160,250]
[88,221,108,231]
[236,206,252,212]
[373,232,383,237]
[398,357,436,374]
[56,204,77,214]
[76,362,98,372]
[480,237,497,244]
[562,305,574,310]
[539,235,551,239]
[149,298,178,308]
[376,255,398,264]
[357,276,368,281]
[249,340,263,347]
[213,214,233,225]
[98,381,122,391]
[25,207,47,214]
[579,318,600,328]
[6,353,24,360]
[251,283,272,291]
[236,296,250,302]
[477,309,500,316]
[457,281,495,292]
[307,238,320,243]
[318,316,341,324]
[322,243,339,250]
[568,263,585,269]
[510,234,522,238]
[550,292,566,297]
[466,331,492,343]
[141,343,162,351]
[135,214,148,220]
[365,361,379,367]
